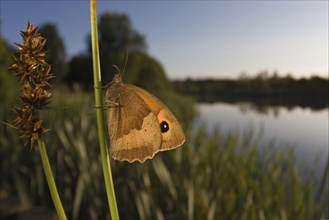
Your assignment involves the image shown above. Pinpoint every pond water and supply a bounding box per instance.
[195,102,328,175]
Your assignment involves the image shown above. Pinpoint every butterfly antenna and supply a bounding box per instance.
[122,51,129,78]
[112,65,121,74]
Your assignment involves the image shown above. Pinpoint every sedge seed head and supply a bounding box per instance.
[9,21,53,147]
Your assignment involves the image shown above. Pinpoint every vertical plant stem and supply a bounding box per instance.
[90,0,119,219]
[38,139,67,220]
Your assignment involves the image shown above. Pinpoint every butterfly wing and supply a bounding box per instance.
[124,84,186,151]
[105,83,162,163]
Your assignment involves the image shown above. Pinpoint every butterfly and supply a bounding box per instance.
[105,74,185,163]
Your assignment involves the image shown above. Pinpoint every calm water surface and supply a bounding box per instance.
[195,102,328,174]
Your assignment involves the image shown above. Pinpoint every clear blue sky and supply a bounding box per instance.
[1,1,328,79]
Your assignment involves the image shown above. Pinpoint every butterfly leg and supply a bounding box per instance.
[105,100,120,108]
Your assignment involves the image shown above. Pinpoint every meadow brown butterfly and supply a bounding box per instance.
[105,74,185,163]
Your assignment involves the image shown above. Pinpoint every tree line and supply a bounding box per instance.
[172,71,328,110]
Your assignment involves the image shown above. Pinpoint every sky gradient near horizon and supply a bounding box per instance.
[1,1,328,79]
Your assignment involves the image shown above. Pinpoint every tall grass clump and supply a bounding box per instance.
[2,91,327,219]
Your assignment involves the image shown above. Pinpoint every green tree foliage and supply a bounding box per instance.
[124,51,170,94]
[66,53,93,89]
[39,23,67,83]
[0,36,19,150]
[91,11,147,84]
[0,36,17,113]
[67,11,159,88]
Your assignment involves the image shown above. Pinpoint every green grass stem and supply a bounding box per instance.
[38,139,67,220]
[90,0,119,219]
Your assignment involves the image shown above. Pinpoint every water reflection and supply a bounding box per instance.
[237,102,281,117]
[196,102,329,175]
[231,101,327,117]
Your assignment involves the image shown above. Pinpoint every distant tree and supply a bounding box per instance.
[255,70,269,81]
[39,23,67,83]
[65,11,194,126]
[0,36,17,107]
[238,71,250,80]
[88,11,147,83]
[284,73,294,80]
[66,53,92,89]
[124,51,171,96]
[271,70,279,78]
[0,36,13,71]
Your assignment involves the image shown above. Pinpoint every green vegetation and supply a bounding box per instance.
[0,36,18,115]
[1,91,328,219]
[173,71,328,110]
[39,23,67,83]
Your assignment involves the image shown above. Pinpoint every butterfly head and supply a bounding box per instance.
[112,73,123,85]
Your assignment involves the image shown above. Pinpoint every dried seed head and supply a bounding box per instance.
[9,20,53,147]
